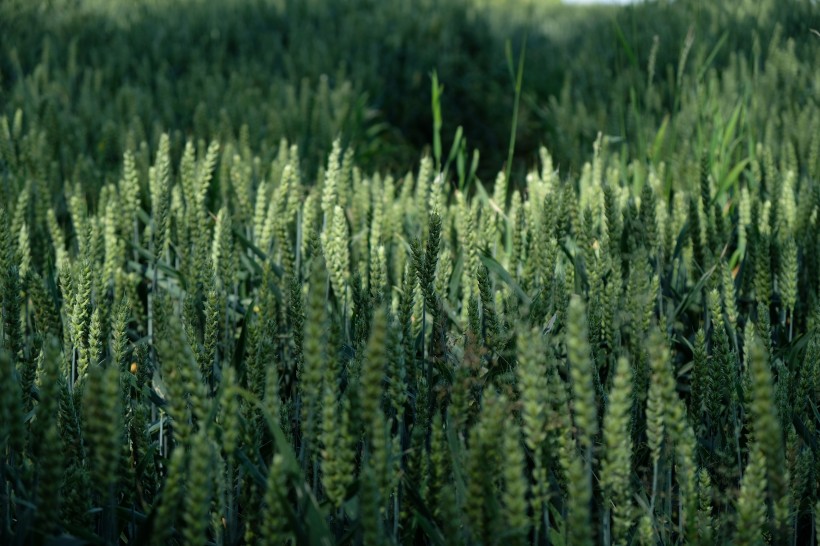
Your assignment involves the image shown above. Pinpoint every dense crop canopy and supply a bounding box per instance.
[1,0,820,544]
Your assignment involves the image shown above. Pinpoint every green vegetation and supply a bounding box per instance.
[1,0,820,543]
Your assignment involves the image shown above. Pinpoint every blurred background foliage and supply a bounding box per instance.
[2,0,818,191]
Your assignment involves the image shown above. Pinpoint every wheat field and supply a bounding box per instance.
[1,0,820,544]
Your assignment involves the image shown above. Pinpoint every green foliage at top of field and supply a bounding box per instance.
[1,0,820,544]
[2,0,817,180]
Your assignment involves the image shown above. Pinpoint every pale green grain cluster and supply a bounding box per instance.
[602,356,635,544]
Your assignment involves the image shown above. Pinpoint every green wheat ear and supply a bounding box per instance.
[182,429,215,545]
[300,249,328,464]
[3,267,29,408]
[463,391,505,540]
[567,294,597,450]
[501,420,529,545]
[747,335,788,514]
[321,387,355,509]
[360,463,384,545]
[83,363,121,498]
[361,306,387,431]
[427,412,449,520]
[645,326,675,466]
[779,236,797,337]
[602,356,635,544]
[152,439,186,544]
[261,453,292,545]
[158,312,209,447]
[218,365,241,459]
[516,322,547,453]
[735,443,768,546]
[31,336,64,532]
[564,435,594,546]
[321,205,350,301]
